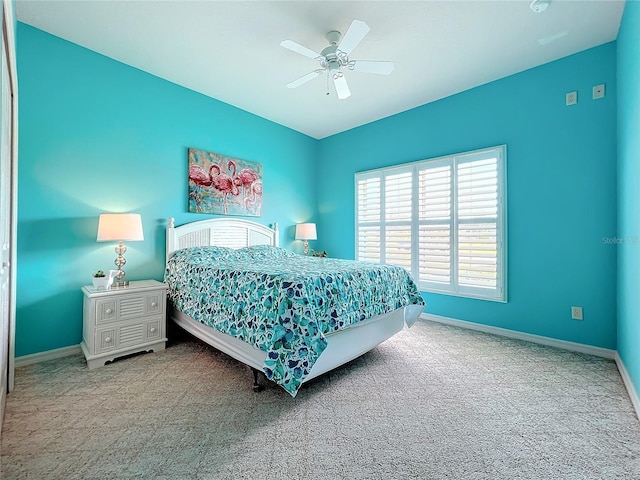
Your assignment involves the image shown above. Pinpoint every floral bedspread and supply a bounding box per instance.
[164,245,425,396]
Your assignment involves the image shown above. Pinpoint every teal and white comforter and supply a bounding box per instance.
[164,245,425,396]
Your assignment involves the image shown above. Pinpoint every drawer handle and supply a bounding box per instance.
[105,308,113,314]
[150,302,157,307]
[104,337,112,343]
[149,327,156,334]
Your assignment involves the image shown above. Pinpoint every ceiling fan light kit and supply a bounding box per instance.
[281,19,394,100]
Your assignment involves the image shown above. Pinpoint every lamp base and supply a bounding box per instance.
[112,281,130,288]
[114,242,128,284]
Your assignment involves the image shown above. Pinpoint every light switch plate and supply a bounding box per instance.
[593,84,605,100]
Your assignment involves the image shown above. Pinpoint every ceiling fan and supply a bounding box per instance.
[280,20,394,100]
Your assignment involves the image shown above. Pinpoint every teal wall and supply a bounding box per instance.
[318,43,618,350]
[16,21,623,358]
[16,24,318,356]
[617,1,640,404]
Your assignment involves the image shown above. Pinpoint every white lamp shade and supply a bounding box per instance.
[97,213,144,242]
[295,223,317,241]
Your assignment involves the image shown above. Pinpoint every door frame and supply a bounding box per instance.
[2,0,18,399]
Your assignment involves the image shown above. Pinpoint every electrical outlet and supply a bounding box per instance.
[571,306,583,320]
[566,91,577,106]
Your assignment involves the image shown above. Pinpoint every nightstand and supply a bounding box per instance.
[81,279,168,369]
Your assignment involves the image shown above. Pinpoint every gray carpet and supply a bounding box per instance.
[1,319,639,479]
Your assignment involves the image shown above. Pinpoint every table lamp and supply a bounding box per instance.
[295,223,317,256]
[97,213,144,286]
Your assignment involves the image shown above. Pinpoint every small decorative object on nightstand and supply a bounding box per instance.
[91,269,119,289]
[81,279,168,369]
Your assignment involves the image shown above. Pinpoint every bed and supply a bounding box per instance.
[165,217,425,396]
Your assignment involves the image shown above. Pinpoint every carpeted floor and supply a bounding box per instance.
[1,319,639,480]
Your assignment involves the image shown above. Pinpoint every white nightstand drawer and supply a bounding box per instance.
[146,319,162,340]
[94,316,164,354]
[95,291,165,325]
[97,328,117,352]
[146,294,163,315]
[96,300,120,323]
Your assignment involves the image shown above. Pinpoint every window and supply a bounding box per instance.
[355,145,506,302]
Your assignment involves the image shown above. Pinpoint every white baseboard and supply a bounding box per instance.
[421,313,617,359]
[14,344,82,368]
[615,354,640,421]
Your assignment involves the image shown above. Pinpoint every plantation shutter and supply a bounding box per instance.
[356,175,381,262]
[418,163,452,287]
[457,154,499,295]
[384,169,412,270]
[355,145,506,302]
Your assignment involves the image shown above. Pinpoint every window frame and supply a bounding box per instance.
[355,145,507,302]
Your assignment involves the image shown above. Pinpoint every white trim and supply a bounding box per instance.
[14,345,82,368]
[422,313,616,359]
[3,0,19,395]
[615,353,640,421]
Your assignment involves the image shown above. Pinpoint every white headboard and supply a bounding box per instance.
[166,217,279,262]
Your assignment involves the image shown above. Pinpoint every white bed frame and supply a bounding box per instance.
[166,217,418,387]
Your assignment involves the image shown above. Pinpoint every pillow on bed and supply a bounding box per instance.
[175,246,241,264]
[237,244,296,261]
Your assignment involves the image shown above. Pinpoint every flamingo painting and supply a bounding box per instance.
[188,163,214,213]
[211,161,239,215]
[188,148,263,217]
[243,178,263,216]
[235,167,259,197]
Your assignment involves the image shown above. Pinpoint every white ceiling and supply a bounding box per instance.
[16,0,625,139]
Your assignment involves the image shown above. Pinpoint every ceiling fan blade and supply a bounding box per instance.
[286,69,324,89]
[280,40,321,60]
[333,73,351,100]
[337,20,370,55]
[350,60,394,75]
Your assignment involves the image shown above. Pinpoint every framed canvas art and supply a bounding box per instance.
[188,148,263,217]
